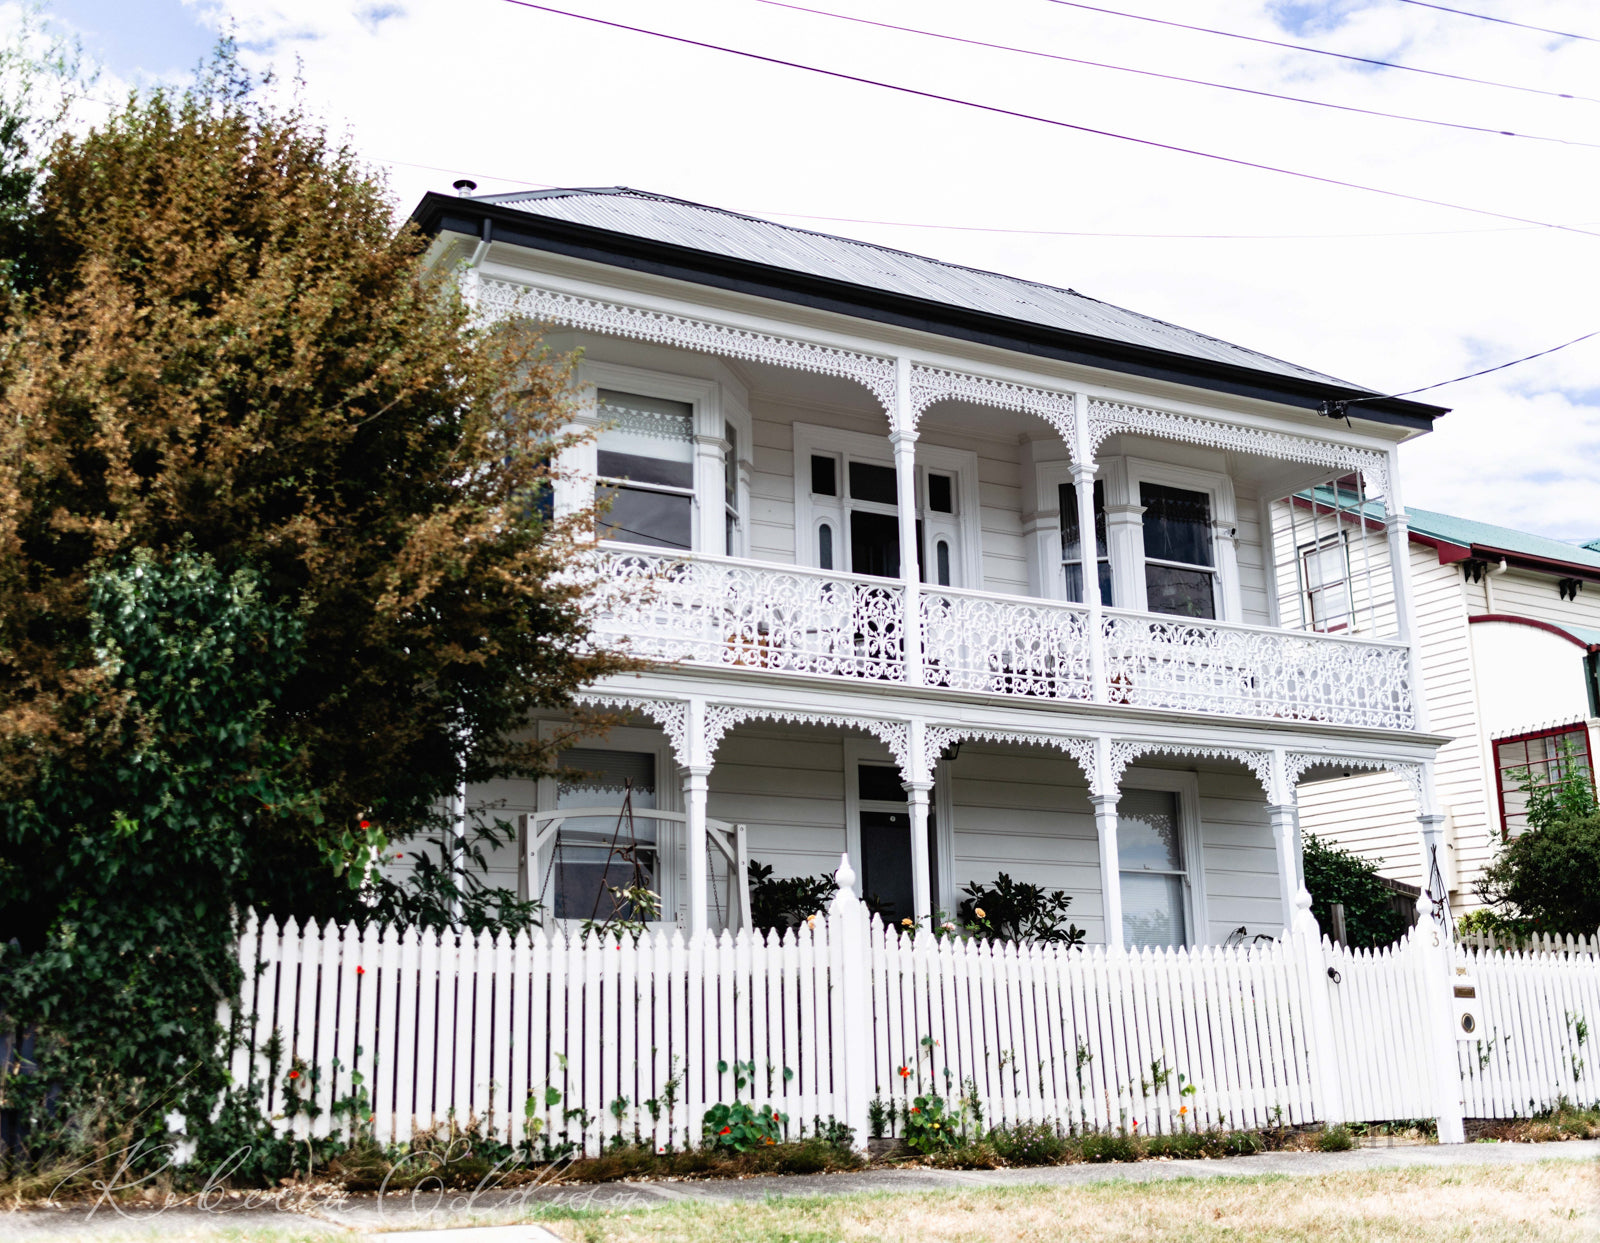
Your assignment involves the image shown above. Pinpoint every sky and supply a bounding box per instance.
[28,0,1600,540]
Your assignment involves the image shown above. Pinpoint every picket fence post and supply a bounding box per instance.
[827,853,872,1152]
[1416,915,1467,1143]
[1289,891,1344,1125]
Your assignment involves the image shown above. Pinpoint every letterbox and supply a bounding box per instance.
[1452,970,1480,1041]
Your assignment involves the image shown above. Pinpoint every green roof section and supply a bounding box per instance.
[1404,508,1600,574]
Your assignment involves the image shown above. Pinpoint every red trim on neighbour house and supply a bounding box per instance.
[1407,532,1472,565]
[1491,721,1596,841]
[1467,613,1600,652]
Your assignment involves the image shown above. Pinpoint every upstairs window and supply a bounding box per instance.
[1494,724,1595,837]
[1141,482,1216,620]
[1059,479,1113,606]
[595,390,695,549]
[1301,534,1353,633]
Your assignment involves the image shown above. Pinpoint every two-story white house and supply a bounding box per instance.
[410,185,1452,949]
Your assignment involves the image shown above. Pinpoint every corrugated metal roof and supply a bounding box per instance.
[1407,508,1600,573]
[477,187,1366,391]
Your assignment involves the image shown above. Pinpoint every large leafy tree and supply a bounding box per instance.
[0,50,628,940]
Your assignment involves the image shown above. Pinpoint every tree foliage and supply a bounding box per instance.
[1476,748,1600,937]
[0,47,628,936]
[0,548,306,1160]
[1301,832,1410,949]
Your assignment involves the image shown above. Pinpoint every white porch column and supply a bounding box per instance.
[1071,456,1108,704]
[1381,448,1431,733]
[905,718,933,926]
[1092,737,1124,950]
[684,697,711,935]
[892,358,924,685]
[1268,803,1301,933]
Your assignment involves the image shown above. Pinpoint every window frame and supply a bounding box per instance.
[1298,531,1355,634]
[534,722,682,926]
[1116,768,1207,948]
[792,423,980,587]
[575,360,751,557]
[1492,721,1596,840]
[1124,457,1238,623]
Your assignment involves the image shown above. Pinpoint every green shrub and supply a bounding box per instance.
[1145,1130,1207,1158]
[747,860,838,933]
[1317,1124,1355,1152]
[702,1101,787,1153]
[1303,833,1410,948]
[958,873,1086,947]
[988,1120,1070,1165]
[1080,1132,1144,1162]
[903,1094,965,1154]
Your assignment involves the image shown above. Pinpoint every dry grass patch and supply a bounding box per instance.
[546,1160,1600,1243]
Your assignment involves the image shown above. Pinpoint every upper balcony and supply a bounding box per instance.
[559,357,1423,735]
[589,546,1414,731]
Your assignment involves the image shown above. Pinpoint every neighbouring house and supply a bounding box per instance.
[1280,496,1600,910]
[404,184,1453,947]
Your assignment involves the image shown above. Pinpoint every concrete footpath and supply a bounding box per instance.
[2,1138,1596,1239]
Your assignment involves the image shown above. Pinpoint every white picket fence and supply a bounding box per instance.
[1459,930,1600,957]
[230,871,1600,1153]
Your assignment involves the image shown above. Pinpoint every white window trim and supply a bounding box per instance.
[570,359,751,557]
[792,422,981,587]
[1298,530,1355,634]
[1120,456,1241,623]
[1117,767,1208,948]
[534,721,682,926]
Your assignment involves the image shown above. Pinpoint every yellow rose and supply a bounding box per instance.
[974,908,986,920]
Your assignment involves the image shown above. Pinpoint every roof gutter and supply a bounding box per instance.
[409,193,1447,432]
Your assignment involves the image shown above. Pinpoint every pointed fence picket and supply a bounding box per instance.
[226,883,1600,1154]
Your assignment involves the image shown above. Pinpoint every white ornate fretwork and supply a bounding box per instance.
[1284,752,1426,812]
[1086,398,1390,498]
[573,693,691,765]
[1103,741,1146,798]
[703,705,912,774]
[1109,741,1275,799]
[474,278,898,410]
[920,589,1093,702]
[922,726,1096,787]
[592,549,906,683]
[1101,613,1414,730]
[908,364,1075,444]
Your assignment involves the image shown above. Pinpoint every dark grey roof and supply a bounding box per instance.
[473,186,1362,391]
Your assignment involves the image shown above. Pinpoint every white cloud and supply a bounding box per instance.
[176,0,1600,537]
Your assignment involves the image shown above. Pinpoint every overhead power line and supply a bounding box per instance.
[498,1,1600,239]
[1393,0,1600,44]
[754,0,1600,149]
[1042,0,1600,105]
[1326,328,1600,414]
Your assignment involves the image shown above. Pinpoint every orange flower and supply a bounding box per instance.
[898,1066,910,1078]
[1179,1106,1189,1116]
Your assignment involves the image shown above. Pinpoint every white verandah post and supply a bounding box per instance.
[904,718,932,926]
[1092,736,1124,950]
[684,697,711,936]
[892,357,924,686]
[1073,392,1109,702]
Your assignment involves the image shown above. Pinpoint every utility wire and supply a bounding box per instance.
[754,0,1600,149]
[1393,0,1600,44]
[1326,328,1600,413]
[498,1,1600,239]
[1042,0,1600,105]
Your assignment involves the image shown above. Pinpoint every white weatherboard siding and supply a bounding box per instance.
[1473,564,1600,631]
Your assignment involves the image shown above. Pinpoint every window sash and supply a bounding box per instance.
[1493,725,1594,836]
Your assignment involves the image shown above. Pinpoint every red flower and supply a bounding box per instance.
[898,1066,910,1078]
[910,1106,920,1114]
[288,1070,300,1080]
[720,1126,731,1135]
[360,819,370,829]
[356,966,366,975]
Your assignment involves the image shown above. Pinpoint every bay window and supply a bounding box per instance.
[1140,482,1218,620]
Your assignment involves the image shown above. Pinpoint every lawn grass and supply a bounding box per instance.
[541,1160,1600,1243]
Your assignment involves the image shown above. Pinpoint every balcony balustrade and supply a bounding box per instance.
[590,548,1415,730]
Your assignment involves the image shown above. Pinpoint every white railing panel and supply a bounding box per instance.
[1102,610,1414,729]
[592,547,906,682]
[921,587,1093,700]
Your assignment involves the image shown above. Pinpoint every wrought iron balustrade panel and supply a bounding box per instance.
[1101,613,1414,729]
[592,549,906,681]
[920,589,1094,700]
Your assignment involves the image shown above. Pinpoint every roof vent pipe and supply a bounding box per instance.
[453,179,478,197]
